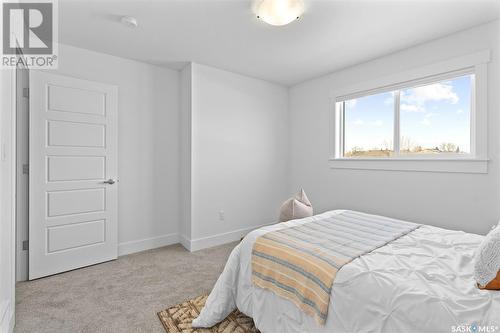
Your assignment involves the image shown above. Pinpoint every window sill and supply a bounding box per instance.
[328,158,488,173]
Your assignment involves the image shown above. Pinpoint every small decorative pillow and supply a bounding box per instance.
[279,189,313,222]
[474,222,500,290]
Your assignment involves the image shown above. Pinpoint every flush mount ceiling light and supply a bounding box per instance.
[255,0,304,26]
[121,16,138,28]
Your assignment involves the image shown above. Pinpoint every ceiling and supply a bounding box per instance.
[59,0,500,86]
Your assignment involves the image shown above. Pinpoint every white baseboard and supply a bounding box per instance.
[185,223,271,252]
[118,232,179,256]
[119,223,272,255]
[179,234,191,252]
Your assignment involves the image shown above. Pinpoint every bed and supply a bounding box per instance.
[193,210,500,333]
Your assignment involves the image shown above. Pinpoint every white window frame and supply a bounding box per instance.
[329,50,490,174]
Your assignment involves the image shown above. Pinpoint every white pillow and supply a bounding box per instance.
[474,222,500,287]
[279,189,313,222]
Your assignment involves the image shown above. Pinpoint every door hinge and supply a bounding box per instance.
[22,163,29,174]
[22,240,29,251]
[23,87,29,98]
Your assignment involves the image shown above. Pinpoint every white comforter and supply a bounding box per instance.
[193,210,500,333]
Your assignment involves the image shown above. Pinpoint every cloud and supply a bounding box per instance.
[401,82,459,107]
[400,82,459,114]
[456,108,464,114]
[420,117,431,126]
[351,119,382,127]
[400,103,425,112]
[420,113,437,127]
[384,92,396,105]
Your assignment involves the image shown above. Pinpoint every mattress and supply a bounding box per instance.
[193,210,500,333]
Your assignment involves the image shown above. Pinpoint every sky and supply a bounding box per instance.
[343,75,472,154]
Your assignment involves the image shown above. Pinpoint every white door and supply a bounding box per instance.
[29,71,118,280]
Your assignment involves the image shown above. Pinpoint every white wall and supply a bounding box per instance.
[43,44,181,255]
[288,21,500,235]
[181,63,289,250]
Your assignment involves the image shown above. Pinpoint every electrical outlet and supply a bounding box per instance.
[219,210,225,221]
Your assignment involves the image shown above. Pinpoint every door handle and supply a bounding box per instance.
[103,179,116,185]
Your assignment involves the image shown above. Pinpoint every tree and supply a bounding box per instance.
[382,139,393,151]
[439,142,457,152]
[401,136,415,152]
[413,145,423,153]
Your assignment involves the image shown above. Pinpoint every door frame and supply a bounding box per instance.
[0,66,17,333]
[15,63,29,282]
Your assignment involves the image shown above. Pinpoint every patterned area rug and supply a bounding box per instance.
[157,294,260,333]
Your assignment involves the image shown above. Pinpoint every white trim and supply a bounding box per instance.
[0,68,17,333]
[473,62,488,161]
[179,234,192,252]
[329,158,488,173]
[329,50,490,173]
[15,61,29,282]
[330,100,342,160]
[118,233,179,256]
[117,224,262,255]
[183,223,272,252]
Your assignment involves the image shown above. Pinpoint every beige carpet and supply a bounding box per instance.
[157,295,259,333]
[15,242,238,333]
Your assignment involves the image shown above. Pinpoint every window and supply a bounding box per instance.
[338,73,473,159]
[399,75,472,156]
[330,51,490,173]
[343,91,394,157]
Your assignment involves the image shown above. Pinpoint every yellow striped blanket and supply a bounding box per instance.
[251,210,420,325]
